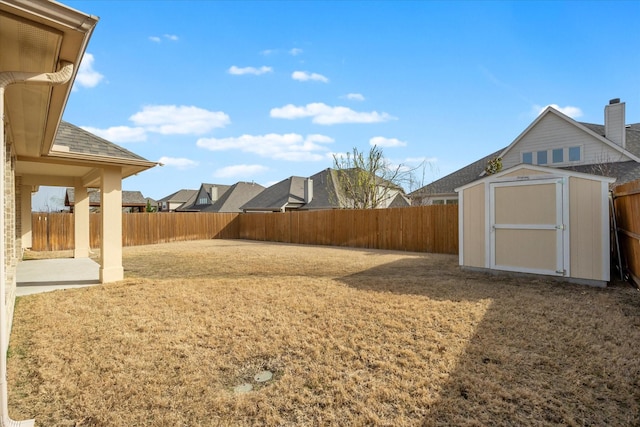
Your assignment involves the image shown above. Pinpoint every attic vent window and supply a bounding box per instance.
[569,146,581,162]
[552,148,564,163]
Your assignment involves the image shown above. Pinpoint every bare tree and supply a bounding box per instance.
[332,145,414,209]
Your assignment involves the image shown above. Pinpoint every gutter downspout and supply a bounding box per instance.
[0,60,74,427]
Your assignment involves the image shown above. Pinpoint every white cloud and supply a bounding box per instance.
[343,93,365,101]
[289,48,303,56]
[260,49,277,56]
[292,71,329,83]
[270,103,396,125]
[80,126,147,143]
[370,136,407,148]
[130,105,230,135]
[75,53,103,88]
[535,104,583,119]
[228,65,273,76]
[197,133,334,162]
[213,164,268,178]
[158,156,198,170]
[150,34,179,43]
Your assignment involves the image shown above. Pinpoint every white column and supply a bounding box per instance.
[20,185,32,249]
[74,181,90,258]
[99,167,123,283]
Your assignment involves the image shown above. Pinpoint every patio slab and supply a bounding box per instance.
[16,258,100,296]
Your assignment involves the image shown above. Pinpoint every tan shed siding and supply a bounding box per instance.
[462,183,485,267]
[494,184,556,225]
[501,113,631,170]
[569,177,603,280]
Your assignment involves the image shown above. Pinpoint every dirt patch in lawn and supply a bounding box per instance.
[8,239,640,426]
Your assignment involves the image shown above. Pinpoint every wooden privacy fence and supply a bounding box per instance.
[31,205,458,254]
[239,205,458,254]
[31,212,239,251]
[612,179,640,285]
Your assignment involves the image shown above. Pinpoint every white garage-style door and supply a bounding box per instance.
[489,178,568,277]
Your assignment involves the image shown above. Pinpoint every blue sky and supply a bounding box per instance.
[34,0,640,209]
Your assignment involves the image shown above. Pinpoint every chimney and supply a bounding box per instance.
[605,98,626,148]
[210,186,218,201]
[304,178,313,203]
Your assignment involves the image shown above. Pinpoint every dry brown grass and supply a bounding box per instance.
[8,239,640,426]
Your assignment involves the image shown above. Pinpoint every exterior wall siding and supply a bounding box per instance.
[461,183,485,267]
[501,114,631,170]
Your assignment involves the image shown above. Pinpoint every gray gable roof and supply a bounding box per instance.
[65,188,147,206]
[409,148,504,199]
[157,189,197,204]
[178,183,232,212]
[242,168,406,211]
[241,176,308,211]
[202,182,266,213]
[410,122,640,199]
[56,121,150,162]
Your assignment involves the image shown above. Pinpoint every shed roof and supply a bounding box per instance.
[455,163,616,193]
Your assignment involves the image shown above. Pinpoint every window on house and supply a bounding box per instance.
[569,146,581,162]
[432,200,445,205]
[552,148,564,163]
[537,150,548,165]
[523,152,533,164]
[199,197,209,205]
[445,199,459,205]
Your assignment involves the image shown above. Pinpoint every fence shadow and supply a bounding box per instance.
[337,257,640,425]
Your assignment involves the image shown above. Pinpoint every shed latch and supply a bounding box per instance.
[555,224,565,230]
[555,269,566,276]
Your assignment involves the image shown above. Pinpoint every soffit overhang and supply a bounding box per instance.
[0,0,98,158]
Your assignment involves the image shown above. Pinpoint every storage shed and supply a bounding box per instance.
[455,164,615,287]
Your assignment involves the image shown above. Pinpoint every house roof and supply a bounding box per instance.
[177,183,232,212]
[54,121,150,163]
[201,182,266,213]
[242,168,407,211]
[65,188,147,207]
[410,116,640,199]
[241,176,307,211]
[16,121,157,188]
[409,148,505,198]
[157,189,197,204]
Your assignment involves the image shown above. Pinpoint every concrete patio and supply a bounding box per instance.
[16,258,100,296]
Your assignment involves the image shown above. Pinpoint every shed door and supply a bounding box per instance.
[489,178,566,276]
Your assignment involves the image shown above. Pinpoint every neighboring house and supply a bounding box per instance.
[157,189,197,212]
[201,182,266,213]
[65,188,148,213]
[176,183,231,212]
[241,168,409,212]
[1,1,155,424]
[410,99,640,205]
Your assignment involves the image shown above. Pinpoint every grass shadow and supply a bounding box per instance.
[338,256,640,425]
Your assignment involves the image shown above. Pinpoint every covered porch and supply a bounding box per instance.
[17,121,156,283]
